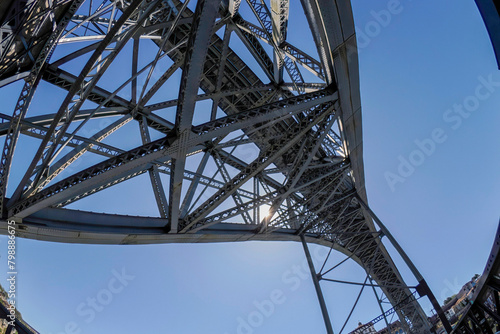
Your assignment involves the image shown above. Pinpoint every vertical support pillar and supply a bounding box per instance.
[356,196,452,334]
[300,234,334,334]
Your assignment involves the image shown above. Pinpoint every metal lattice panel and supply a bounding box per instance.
[0,0,433,332]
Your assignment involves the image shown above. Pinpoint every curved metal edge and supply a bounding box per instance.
[450,220,500,333]
[475,0,500,69]
[0,207,367,265]
[301,2,430,330]
[300,0,364,202]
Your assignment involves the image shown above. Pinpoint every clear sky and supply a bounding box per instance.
[0,0,499,333]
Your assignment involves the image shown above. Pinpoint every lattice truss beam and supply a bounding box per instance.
[0,0,429,332]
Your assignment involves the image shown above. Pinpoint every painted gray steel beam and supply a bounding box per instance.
[0,112,127,158]
[0,208,394,269]
[139,117,169,218]
[300,0,364,202]
[0,205,424,325]
[0,108,127,135]
[301,234,334,334]
[169,0,220,233]
[9,0,155,203]
[475,0,500,69]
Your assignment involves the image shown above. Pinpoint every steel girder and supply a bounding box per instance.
[0,0,432,332]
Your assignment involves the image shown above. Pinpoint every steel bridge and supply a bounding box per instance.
[451,221,500,334]
[0,0,452,333]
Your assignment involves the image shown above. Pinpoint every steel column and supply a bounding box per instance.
[301,234,334,334]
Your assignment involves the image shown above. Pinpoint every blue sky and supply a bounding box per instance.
[0,0,499,333]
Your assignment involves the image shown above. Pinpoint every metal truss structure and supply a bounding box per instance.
[452,3,500,331]
[0,0,444,332]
